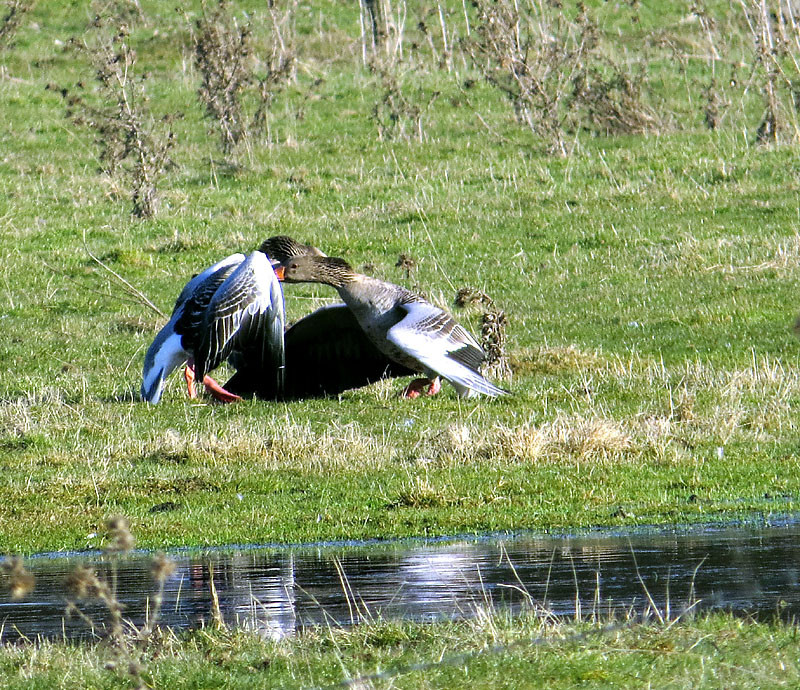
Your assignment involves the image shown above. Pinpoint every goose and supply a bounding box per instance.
[141,250,285,404]
[223,303,416,399]
[220,236,414,399]
[258,235,326,263]
[275,255,508,398]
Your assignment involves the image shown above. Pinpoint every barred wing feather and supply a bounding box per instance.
[386,300,506,398]
[194,252,285,393]
[173,255,244,348]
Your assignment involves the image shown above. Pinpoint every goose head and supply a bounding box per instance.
[273,255,355,287]
[259,236,325,268]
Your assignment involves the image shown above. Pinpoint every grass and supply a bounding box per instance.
[2,1,800,555]
[5,1,800,685]
[0,610,799,688]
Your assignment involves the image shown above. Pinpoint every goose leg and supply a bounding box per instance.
[426,377,442,396]
[401,377,441,399]
[184,361,242,403]
[184,361,197,399]
[203,375,243,403]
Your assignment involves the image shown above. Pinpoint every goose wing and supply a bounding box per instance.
[223,304,414,400]
[194,252,285,392]
[172,254,245,350]
[284,304,414,398]
[386,299,507,397]
[141,253,245,403]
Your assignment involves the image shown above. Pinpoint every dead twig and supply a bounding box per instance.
[82,230,166,318]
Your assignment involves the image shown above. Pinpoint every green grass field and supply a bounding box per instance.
[2,611,799,689]
[2,0,799,555]
[2,0,800,685]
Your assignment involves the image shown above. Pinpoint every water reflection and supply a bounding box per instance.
[3,522,800,642]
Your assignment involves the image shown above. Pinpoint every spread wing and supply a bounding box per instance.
[386,299,507,397]
[284,304,414,398]
[172,254,245,351]
[223,304,415,400]
[194,252,285,394]
[169,253,245,320]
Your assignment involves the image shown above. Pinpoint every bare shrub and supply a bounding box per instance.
[359,1,443,142]
[57,19,178,218]
[738,0,800,144]
[371,61,441,141]
[192,0,297,155]
[571,60,659,136]
[0,0,35,54]
[464,0,658,155]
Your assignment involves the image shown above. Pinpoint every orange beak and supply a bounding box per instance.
[273,265,285,281]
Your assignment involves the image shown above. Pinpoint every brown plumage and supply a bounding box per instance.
[277,255,508,398]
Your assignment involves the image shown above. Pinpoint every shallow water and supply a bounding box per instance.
[3,520,800,641]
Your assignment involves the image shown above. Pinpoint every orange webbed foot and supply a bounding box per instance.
[203,375,243,403]
[401,377,440,399]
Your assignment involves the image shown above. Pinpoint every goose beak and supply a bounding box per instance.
[273,265,286,281]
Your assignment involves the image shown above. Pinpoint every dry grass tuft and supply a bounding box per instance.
[549,416,632,459]
[510,346,604,375]
[432,415,632,464]
[260,421,395,472]
[393,474,455,508]
[481,423,549,462]
[141,419,397,473]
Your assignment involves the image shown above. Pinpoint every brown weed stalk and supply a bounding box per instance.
[58,19,178,217]
[0,556,35,600]
[65,517,176,690]
[453,287,510,379]
[192,0,297,155]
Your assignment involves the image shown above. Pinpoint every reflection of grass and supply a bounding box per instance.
[0,611,797,687]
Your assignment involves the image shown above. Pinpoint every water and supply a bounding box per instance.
[3,520,800,642]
